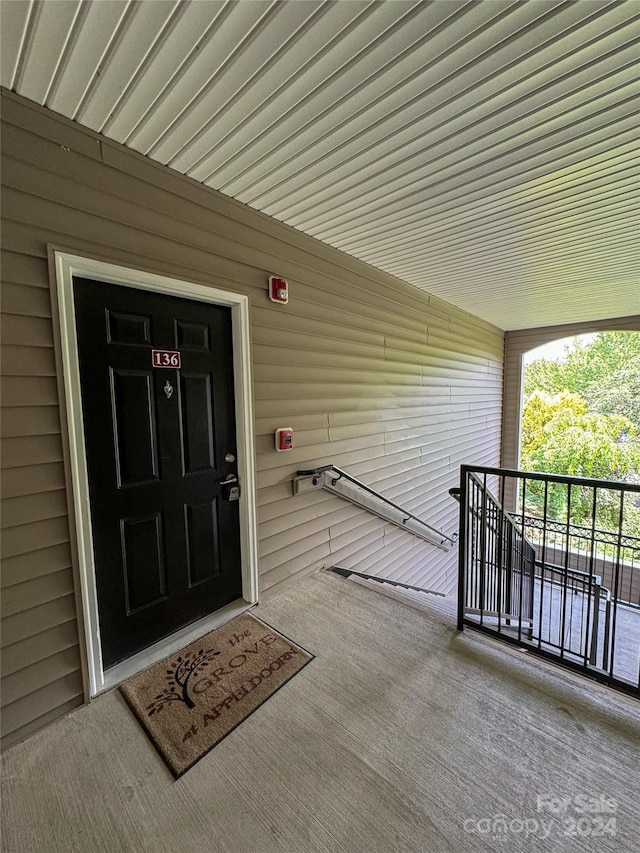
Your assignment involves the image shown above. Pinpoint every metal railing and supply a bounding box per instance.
[456,465,640,696]
[294,464,456,550]
[457,472,535,636]
[523,514,639,609]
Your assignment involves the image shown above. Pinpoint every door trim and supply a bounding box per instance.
[52,251,259,697]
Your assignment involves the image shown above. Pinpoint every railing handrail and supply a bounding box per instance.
[466,471,531,541]
[523,513,640,551]
[460,464,640,493]
[298,464,444,534]
[295,464,457,550]
[533,558,602,587]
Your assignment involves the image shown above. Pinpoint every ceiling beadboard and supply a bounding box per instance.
[1,0,639,330]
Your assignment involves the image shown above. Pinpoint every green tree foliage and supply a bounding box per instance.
[521,390,587,459]
[522,393,639,480]
[524,331,640,431]
[521,333,640,532]
[586,357,640,429]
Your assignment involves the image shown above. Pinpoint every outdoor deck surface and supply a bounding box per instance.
[2,570,639,853]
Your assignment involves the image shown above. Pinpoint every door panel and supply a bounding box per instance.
[184,499,221,586]
[179,373,216,473]
[176,320,210,350]
[107,310,152,345]
[121,512,167,612]
[111,369,160,487]
[73,277,243,668]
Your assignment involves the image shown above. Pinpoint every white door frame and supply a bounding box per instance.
[53,251,259,697]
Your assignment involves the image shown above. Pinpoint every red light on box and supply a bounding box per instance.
[269,276,289,304]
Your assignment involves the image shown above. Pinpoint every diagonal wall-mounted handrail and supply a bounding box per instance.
[293,464,457,551]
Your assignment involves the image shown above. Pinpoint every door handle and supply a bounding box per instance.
[220,474,240,501]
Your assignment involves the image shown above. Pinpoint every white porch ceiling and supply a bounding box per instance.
[1,0,639,331]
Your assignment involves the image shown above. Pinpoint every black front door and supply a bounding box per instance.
[73,278,243,669]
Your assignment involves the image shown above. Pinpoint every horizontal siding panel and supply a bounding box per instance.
[1,125,335,279]
[253,297,441,347]
[1,674,83,743]
[327,402,460,428]
[0,217,262,299]
[0,249,50,288]
[1,516,70,560]
[1,593,77,649]
[259,567,319,602]
[261,501,364,552]
[252,344,416,375]
[257,498,333,535]
[2,543,73,588]
[386,333,500,360]
[1,568,74,619]
[0,462,66,499]
[329,513,386,549]
[275,294,448,343]
[254,428,330,458]
[1,489,68,529]
[257,436,386,479]
[259,499,350,544]
[1,646,81,707]
[0,312,54,347]
[254,391,454,419]
[253,364,425,387]
[254,381,434,402]
[1,344,57,376]
[257,481,308,511]
[385,347,495,371]
[1,376,59,407]
[421,450,499,478]
[328,419,396,443]
[260,551,332,596]
[252,324,386,356]
[1,434,63,469]
[358,535,416,576]
[252,305,388,349]
[1,281,52,317]
[328,536,391,572]
[373,468,458,505]
[1,166,276,290]
[1,97,103,159]
[1,697,83,750]
[354,447,433,481]
[1,405,61,438]
[254,412,329,437]
[1,621,80,678]
[259,530,330,575]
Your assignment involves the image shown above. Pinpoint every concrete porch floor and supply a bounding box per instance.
[2,570,639,853]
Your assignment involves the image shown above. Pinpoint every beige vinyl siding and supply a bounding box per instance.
[1,89,503,748]
[502,317,640,472]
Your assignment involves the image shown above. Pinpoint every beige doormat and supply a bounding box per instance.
[120,611,313,778]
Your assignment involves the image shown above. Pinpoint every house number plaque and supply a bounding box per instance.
[152,349,181,368]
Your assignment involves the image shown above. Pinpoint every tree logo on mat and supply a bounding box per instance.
[146,648,220,715]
